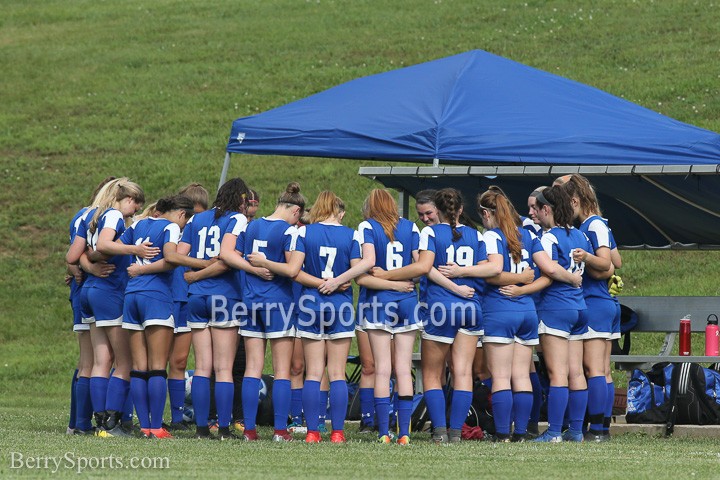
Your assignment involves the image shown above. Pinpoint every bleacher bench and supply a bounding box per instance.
[611,296,720,372]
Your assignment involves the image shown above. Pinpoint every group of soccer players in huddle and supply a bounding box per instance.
[65,172,622,444]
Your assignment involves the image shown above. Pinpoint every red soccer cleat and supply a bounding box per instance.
[305,430,322,443]
[330,430,346,444]
[243,429,259,441]
[149,428,174,439]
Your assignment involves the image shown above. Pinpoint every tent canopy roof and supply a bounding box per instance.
[228,49,720,166]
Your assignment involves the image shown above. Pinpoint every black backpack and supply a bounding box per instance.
[626,362,720,436]
[666,363,720,434]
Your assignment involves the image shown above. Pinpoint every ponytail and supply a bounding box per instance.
[434,188,463,241]
[478,186,522,263]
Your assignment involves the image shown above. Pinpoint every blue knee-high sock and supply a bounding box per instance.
[122,389,133,422]
[303,380,321,432]
[491,390,513,435]
[568,389,588,433]
[330,380,348,432]
[319,389,329,424]
[359,388,375,427]
[273,379,291,432]
[290,387,303,424]
[90,376,109,414]
[75,377,93,431]
[397,395,412,437]
[69,369,78,429]
[424,389,446,429]
[547,386,569,435]
[241,377,261,431]
[130,371,150,429]
[449,389,473,430]
[375,396,390,437]
[529,372,543,423]
[105,376,130,413]
[215,381,234,428]
[587,376,607,432]
[512,391,533,435]
[604,380,615,432]
[148,371,168,430]
[191,375,211,428]
[168,379,186,423]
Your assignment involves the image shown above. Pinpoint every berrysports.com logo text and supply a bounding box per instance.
[209,294,479,328]
[9,452,170,474]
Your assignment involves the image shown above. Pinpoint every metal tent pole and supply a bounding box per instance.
[218,152,231,191]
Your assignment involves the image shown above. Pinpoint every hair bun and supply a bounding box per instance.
[156,197,174,212]
[286,182,301,194]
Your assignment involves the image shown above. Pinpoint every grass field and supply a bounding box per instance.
[2,0,720,478]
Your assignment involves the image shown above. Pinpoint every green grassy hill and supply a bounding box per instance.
[1,1,720,477]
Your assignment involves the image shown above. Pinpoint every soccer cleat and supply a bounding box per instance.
[272,430,293,442]
[217,427,239,441]
[73,427,96,436]
[511,433,529,443]
[141,428,151,438]
[305,431,322,443]
[533,430,563,443]
[330,430,346,444]
[287,421,307,434]
[149,428,174,439]
[526,422,540,438]
[233,421,245,433]
[243,429,259,442]
[448,428,462,443]
[584,430,610,442]
[377,434,392,444]
[357,422,375,434]
[396,435,410,446]
[561,430,584,442]
[96,424,132,438]
[195,426,212,439]
[431,426,449,444]
[492,433,512,443]
[66,427,75,435]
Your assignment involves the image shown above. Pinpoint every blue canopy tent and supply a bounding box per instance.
[225,50,720,248]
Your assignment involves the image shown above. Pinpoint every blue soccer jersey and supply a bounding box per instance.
[537,226,590,311]
[419,224,484,305]
[120,217,181,300]
[357,218,419,306]
[180,208,245,298]
[579,215,616,300]
[483,227,544,312]
[81,208,130,292]
[294,223,359,310]
[68,207,89,300]
[237,217,297,306]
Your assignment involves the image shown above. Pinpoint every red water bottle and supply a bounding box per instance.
[705,314,719,356]
[679,316,691,356]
